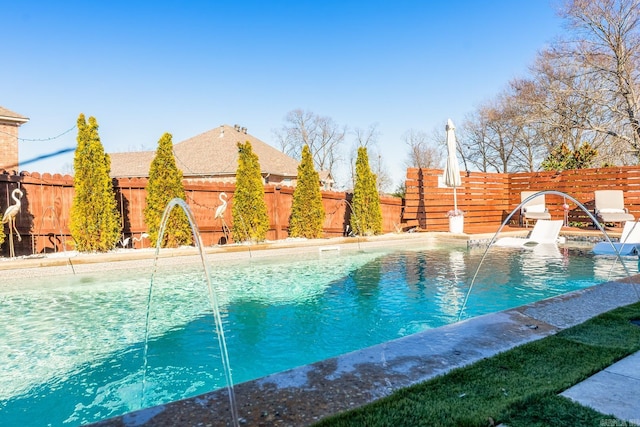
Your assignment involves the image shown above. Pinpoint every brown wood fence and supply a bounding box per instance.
[403,168,510,230]
[1,172,403,256]
[508,167,640,225]
[7,165,640,256]
[404,166,640,231]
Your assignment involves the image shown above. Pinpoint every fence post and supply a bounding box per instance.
[273,185,281,240]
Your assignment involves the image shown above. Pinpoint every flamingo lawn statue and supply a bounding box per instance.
[2,188,24,257]
[215,192,228,219]
[215,192,230,243]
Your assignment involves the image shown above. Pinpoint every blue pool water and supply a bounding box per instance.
[0,242,637,426]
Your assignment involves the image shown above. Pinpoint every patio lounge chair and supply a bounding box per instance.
[592,220,640,256]
[494,219,564,247]
[594,190,634,226]
[520,191,551,227]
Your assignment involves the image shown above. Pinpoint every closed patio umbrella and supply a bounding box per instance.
[443,118,462,213]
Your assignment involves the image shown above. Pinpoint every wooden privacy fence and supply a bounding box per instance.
[7,165,640,256]
[403,168,510,230]
[404,166,640,231]
[508,167,640,225]
[0,172,403,256]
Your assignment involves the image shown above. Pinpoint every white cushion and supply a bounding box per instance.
[598,208,625,214]
[524,204,546,213]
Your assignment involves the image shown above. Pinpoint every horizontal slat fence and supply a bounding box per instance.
[0,172,403,256]
[404,166,640,231]
[404,168,510,230]
[508,167,640,226]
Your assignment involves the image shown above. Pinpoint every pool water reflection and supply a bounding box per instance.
[0,243,636,426]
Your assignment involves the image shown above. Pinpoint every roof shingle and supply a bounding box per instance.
[110,124,299,178]
[0,106,29,123]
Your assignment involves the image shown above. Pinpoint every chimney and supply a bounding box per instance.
[242,127,247,134]
[219,125,225,138]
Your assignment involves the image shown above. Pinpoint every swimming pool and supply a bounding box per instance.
[1,240,636,426]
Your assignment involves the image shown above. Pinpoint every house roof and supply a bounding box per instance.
[110,124,300,178]
[0,106,29,124]
[319,170,334,183]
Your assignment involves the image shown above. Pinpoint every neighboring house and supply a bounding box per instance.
[318,170,334,191]
[110,124,301,186]
[0,106,29,171]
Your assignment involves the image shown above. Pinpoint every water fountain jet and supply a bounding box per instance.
[458,190,637,321]
[141,198,239,426]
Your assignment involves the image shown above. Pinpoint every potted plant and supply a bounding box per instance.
[447,209,465,233]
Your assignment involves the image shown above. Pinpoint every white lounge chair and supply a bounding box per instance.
[494,219,564,247]
[592,220,640,256]
[594,190,634,225]
[620,220,640,243]
[520,191,551,227]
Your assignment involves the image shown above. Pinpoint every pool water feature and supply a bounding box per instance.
[144,198,238,426]
[0,243,637,426]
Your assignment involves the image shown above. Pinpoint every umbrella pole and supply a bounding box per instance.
[453,187,458,213]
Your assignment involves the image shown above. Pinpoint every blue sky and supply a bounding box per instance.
[2,1,563,188]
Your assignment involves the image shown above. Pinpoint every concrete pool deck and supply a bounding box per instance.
[3,231,639,426]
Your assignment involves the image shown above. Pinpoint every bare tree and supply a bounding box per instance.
[353,124,380,148]
[504,79,546,171]
[458,0,640,171]
[461,112,492,172]
[348,124,391,192]
[403,128,443,169]
[461,95,522,173]
[273,109,347,179]
[462,77,581,173]
[557,0,640,161]
[371,151,393,194]
[523,46,628,166]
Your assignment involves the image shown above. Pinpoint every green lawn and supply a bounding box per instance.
[315,302,640,427]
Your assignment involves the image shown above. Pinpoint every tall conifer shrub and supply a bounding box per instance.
[70,114,121,252]
[144,132,192,248]
[289,145,325,238]
[232,141,269,242]
[351,146,382,235]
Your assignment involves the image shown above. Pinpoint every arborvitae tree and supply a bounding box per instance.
[70,114,121,252]
[351,146,383,235]
[289,145,325,238]
[144,132,192,248]
[232,141,269,242]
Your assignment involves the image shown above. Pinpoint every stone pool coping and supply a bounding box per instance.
[0,232,441,276]
[0,232,481,281]
[0,227,615,276]
[6,232,637,426]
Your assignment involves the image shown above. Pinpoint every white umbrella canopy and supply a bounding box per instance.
[443,118,462,213]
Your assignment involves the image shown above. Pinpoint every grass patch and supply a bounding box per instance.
[315,301,640,427]
[504,394,615,427]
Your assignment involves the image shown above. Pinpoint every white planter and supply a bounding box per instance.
[449,215,464,233]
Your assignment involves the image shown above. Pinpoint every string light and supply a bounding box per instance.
[0,125,77,142]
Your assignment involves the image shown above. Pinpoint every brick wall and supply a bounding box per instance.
[0,121,19,172]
